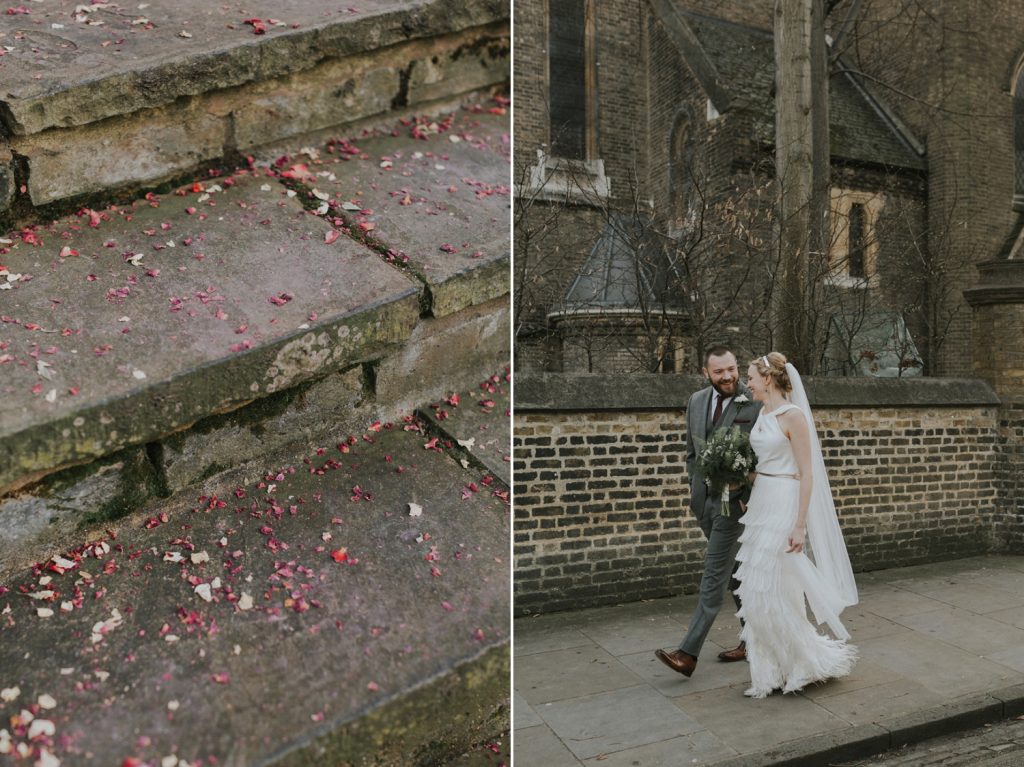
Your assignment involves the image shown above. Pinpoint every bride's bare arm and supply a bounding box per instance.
[779,408,812,552]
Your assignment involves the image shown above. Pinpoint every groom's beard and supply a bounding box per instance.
[711,379,738,398]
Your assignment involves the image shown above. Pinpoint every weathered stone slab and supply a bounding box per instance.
[230,53,401,154]
[377,295,510,415]
[157,366,371,494]
[0,171,420,493]
[0,447,159,574]
[0,419,509,765]
[0,0,509,136]
[287,103,510,317]
[406,28,512,106]
[20,100,227,206]
[232,25,509,153]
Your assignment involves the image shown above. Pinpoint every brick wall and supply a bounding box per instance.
[513,374,1010,614]
[994,403,1024,553]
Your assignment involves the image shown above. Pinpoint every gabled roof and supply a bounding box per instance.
[551,212,686,316]
[652,5,926,172]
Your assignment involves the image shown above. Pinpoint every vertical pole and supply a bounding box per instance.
[774,0,829,372]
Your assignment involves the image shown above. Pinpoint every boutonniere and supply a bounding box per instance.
[734,394,749,404]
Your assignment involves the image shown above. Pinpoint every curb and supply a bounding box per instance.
[708,684,1024,766]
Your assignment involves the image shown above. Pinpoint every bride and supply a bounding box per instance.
[736,352,858,698]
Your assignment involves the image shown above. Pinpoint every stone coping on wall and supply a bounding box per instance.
[0,105,510,495]
[514,373,1002,411]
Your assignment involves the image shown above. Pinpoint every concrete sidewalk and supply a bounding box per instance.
[514,555,1024,766]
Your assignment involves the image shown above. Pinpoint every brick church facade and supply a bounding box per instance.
[513,0,1024,395]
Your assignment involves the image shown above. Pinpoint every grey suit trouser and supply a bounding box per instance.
[679,503,743,658]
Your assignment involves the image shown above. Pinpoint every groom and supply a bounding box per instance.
[655,345,761,677]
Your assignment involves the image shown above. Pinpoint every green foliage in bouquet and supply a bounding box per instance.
[695,425,757,497]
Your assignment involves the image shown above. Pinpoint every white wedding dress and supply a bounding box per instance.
[735,402,857,698]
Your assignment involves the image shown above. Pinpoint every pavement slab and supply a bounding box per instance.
[893,605,1024,656]
[987,604,1024,630]
[579,731,735,767]
[679,685,853,755]
[290,106,510,318]
[811,677,945,726]
[513,621,592,658]
[514,555,1024,767]
[620,646,753,696]
[577,611,688,657]
[513,691,542,730]
[541,684,704,760]
[514,724,581,767]
[0,410,509,766]
[861,631,1017,697]
[515,645,643,705]
[0,169,421,492]
[0,0,507,135]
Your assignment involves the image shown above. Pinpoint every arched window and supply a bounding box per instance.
[548,0,597,160]
[1014,64,1024,209]
[669,113,693,228]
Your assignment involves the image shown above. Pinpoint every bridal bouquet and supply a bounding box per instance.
[695,425,757,514]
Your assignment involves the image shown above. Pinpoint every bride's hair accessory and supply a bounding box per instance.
[785,361,859,625]
[753,352,793,393]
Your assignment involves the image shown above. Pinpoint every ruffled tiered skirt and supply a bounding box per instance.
[735,475,857,698]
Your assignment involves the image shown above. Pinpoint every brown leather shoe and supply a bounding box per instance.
[717,642,746,662]
[654,648,697,677]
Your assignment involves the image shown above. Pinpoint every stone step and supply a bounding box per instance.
[0,103,510,574]
[0,382,510,766]
[0,0,509,220]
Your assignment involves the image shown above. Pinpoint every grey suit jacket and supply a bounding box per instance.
[685,383,762,516]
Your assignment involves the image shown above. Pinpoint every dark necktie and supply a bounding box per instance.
[712,394,723,425]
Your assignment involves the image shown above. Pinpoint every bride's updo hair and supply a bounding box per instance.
[751,352,792,394]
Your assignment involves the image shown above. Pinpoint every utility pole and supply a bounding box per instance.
[773,0,829,372]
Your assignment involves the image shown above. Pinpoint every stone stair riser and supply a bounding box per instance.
[1,24,508,217]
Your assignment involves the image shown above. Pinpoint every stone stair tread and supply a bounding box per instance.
[0,0,507,135]
[277,107,510,318]
[0,418,509,765]
[419,370,511,486]
[0,169,426,492]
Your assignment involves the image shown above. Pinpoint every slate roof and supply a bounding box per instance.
[679,11,926,172]
[553,212,686,314]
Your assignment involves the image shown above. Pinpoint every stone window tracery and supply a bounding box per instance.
[1013,63,1024,210]
[829,188,883,287]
